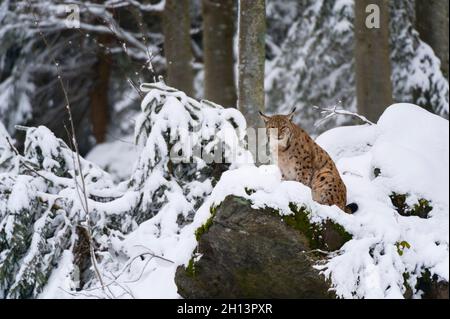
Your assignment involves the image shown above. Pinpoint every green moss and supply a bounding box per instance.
[285,203,352,251]
[234,197,253,206]
[192,197,253,269]
[284,204,321,249]
[194,205,217,241]
[418,269,432,285]
[234,269,259,296]
[390,193,432,219]
[186,257,197,278]
[403,272,410,281]
[331,222,353,243]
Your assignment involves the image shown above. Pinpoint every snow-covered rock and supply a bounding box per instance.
[175,195,343,299]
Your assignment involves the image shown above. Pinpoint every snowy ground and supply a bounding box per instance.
[41,103,448,299]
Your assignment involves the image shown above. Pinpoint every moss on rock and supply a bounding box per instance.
[286,203,352,251]
[194,200,353,252]
[195,205,218,241]
[186,257,197,278]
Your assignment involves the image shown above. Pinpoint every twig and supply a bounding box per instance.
[58,287,104,299]
[62,126,114,298]
[104,272,136,299]
[342,170,364,178]
[113,251,173,280]
[63,124,88,214]
[313,105,375,128]
[82,251,168,296]
[132,245,175,264]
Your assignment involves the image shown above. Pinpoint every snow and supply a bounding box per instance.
[86,137,140,183]
[374,105,449,206]
[39,250,75,299]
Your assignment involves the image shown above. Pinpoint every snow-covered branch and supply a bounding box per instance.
[313,105,375,128]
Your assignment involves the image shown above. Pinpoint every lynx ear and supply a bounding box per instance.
[259,111,270,123]
[288,107,297,121]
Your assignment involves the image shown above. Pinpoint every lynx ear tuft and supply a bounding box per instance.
[259,111,270,123]
[288,107,297,121]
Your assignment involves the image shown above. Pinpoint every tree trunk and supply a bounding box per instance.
[163,0,194,96]
[416,0,449,80]
[238,0,266,129]
[202,0,237,108]
[355,0,393,122]
[90,34,111,144]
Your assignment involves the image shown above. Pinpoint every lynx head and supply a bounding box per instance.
[259,108,296,150]
[259,108,296,139]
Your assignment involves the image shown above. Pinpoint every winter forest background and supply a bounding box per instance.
[0,0,449,299]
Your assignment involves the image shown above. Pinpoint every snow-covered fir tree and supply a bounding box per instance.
[0,83,250,298]
[390,0,449,118]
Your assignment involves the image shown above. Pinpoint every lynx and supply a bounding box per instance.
[260,109,357,214]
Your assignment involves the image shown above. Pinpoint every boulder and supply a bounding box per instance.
[175,196,352,299]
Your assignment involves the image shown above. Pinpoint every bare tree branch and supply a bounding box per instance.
[313,105,375,128]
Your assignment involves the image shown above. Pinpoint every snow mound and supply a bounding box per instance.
[315,104,449,298]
